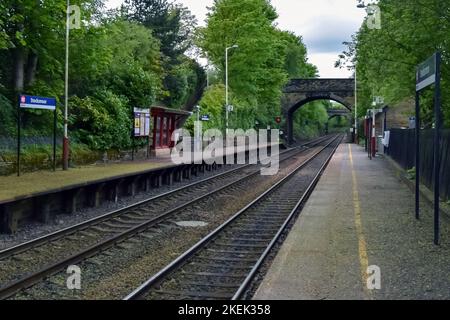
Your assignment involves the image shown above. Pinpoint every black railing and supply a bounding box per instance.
[0,136,63,152]
[387,128,450,200]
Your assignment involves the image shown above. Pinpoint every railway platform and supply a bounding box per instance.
[0,142,279,202]
[0,142,278,234]
[254,143,450,300]
[0,157,171,202]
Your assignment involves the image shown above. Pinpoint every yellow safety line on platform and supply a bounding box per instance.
[348,144,371,299]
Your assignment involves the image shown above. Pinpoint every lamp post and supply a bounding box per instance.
[354,1,371,145]
[195,105,201,147]
[354,65,358,144]
[225,45,238,134]
[355,1,379,146]
[63,0,70,170]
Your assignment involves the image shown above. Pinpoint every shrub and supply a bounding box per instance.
[0,94,15,136]
[0,143,102,176]
[69,92,132,151]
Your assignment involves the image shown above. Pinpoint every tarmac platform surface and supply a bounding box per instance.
[254,143,450,300]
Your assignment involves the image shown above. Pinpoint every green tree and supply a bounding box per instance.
[70,19,162,106]
[197,0,324,136]
[125,0,196,60]
[280,31,318,78]
[66,18,163,150]
[125,0,204,109]
[69,92,132,151]
[293,101,329,139]
[185,84,226,133]
[0,0,103,140]
[339,0,450,127]
[0,2,9,50]
[199,0,283,98]
[0,0,100,95]
[198,0,289,127]
[0,5,166,151]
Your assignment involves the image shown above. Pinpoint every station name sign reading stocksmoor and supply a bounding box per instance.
[416,54,437,91]
[20,95,56,110]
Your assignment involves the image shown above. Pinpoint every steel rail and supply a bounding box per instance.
[0,136,331,299]
[232,135,343,299]
[0,137,327,260]
[124,135,341,300]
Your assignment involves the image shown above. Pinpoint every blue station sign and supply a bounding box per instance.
[20,95,56,110]
[201,115,210,121]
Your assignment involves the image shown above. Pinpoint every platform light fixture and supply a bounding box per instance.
[63,0,70,170]
[225,44,239,133]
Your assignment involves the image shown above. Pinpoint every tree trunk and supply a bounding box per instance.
[25,51,38,88]
[12,47,25,92]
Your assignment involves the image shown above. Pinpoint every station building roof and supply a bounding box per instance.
[150,106,192,117]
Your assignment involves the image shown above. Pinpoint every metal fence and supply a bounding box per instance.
[0,136,63,153]
[387,128,450,200]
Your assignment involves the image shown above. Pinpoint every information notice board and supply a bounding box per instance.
[134,108,150,137]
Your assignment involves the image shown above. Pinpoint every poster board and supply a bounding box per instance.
[134,108,151,137]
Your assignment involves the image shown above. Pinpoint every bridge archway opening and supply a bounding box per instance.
[281,78,355,145]
[287,96,351,144]
[326,108,352,135]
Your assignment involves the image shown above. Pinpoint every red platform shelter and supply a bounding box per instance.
[151,107,191,156]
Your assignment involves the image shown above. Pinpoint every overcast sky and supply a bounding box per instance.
[106,0,366,78]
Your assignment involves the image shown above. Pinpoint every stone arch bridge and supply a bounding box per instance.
[282,78,355,144]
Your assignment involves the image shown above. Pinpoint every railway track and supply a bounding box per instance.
[0,135,332,299]
[124,135,343,300]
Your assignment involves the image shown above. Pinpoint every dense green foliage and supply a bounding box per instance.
[125,0,203,108]
[0,0,204,152]
[292,102,329,139]
[196,0,325,137]
[0,0,333,168]
[67,19,162,149]
[282,31,319,78]
[338,0,450,128]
